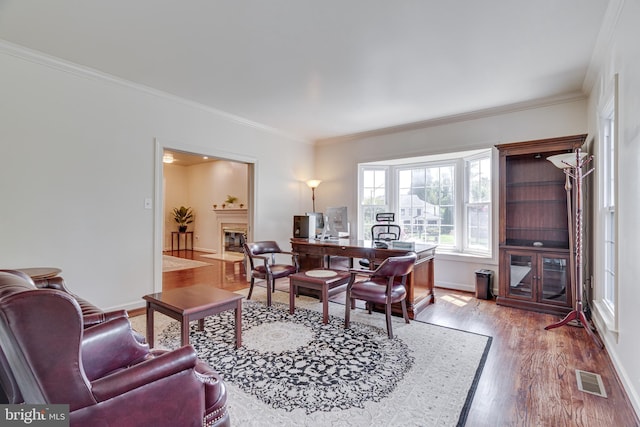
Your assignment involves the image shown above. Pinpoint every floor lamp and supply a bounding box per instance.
[546,149,603,348]
[306,180,321,212]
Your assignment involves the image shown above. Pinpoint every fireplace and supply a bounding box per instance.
[223,227,246,253]
[214,208,248,255]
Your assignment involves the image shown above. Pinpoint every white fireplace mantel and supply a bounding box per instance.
[214,209,248,253]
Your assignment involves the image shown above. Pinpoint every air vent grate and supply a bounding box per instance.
[576,369,607,398]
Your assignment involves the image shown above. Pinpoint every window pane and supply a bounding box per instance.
[362,169,386,205]
[465,155,491,252]
[361,168,388,239]
[399,165,455,246]
[604,209,615,306]
[468,157,491,203]
[602,101,616,316]
[467,204,490,249]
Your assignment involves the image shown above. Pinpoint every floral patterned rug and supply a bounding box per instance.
[136,287,492,426]
[160,300,413,414]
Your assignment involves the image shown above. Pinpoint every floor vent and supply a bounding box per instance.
[576,369,607,398]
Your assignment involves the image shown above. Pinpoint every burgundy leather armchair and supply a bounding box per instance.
[345,253,417,339]
[243,240,299,306]
[0,269,141,405]
[0,270,229,426]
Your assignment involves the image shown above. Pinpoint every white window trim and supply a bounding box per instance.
[594,73,619,334]
[358,165,390,239]
[463,151,492,256]
[396,159,459,251]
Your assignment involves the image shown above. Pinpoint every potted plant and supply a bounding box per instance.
[172,206,194,232]
[225,195,238,208]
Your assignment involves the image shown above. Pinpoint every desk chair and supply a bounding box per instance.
[345,253,417,339]
[360,212,401,268]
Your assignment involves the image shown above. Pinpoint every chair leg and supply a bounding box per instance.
[247,278,255,300]
[386,302,393,339]
[401,299,410,324]
[266,278,272,307]
[344,292,351,329]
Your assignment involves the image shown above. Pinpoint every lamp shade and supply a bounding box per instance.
[547,152,588,169]
[306,179,322,189]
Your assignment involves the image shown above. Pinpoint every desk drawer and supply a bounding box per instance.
[331,246,373,259]
[292,243,325,256]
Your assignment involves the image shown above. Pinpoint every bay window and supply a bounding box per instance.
[358,149,492,256]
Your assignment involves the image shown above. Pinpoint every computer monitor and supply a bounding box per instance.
[325,206,349,238]
[305,212,324,237]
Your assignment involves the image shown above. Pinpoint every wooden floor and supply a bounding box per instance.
[162,250,639,427]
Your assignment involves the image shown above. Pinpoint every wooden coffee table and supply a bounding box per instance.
[143,285,243,349]
[289,269,351,324]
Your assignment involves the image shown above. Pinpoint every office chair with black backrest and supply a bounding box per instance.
[371,212,402,243]
[360,213,402,268]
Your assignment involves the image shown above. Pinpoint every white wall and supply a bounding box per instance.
[315,99,588,292]
[0,45,315,310]
[586,0,640,415]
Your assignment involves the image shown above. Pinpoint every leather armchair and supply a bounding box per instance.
[0,270,229,426]
[345,253,417,339]
[243,241,299,306]
[0,269,141,404]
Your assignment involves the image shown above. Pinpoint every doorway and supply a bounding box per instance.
[153,138,256,292]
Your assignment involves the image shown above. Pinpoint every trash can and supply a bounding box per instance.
[475,269,493,300]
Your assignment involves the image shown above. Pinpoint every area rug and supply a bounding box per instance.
[162,255,210,272]
[200,252,245,262]
[142,288,492,426]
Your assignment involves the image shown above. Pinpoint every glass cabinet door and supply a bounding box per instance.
[540,255,569,304]
[508,253,533,298]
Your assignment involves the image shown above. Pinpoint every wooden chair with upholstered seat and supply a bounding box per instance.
[243,241,299,306]
[345,252,417,339]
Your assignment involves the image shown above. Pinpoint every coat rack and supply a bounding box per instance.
[545,148,603,348]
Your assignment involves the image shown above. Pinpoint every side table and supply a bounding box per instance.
[289,269,350,324]
[171,231,194,252]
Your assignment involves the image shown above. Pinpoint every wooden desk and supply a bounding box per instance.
[290,238,436,319]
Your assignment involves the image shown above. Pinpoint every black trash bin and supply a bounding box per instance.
[475,269,493,300]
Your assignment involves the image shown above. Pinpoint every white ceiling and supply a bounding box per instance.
[0,1,610,142]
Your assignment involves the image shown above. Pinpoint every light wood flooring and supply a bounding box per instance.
[159,249,639,427]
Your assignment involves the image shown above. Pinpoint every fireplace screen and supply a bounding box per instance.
[223,228,246,253]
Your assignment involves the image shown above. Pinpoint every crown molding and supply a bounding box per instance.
[0,39,309,145]
[315,92,587,146]
[583,0,624,93]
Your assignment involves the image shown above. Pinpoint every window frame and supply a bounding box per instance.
[463,152,492,255]
[396,160,458,249]
[594,73,619,333]
[358,166,390,240]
